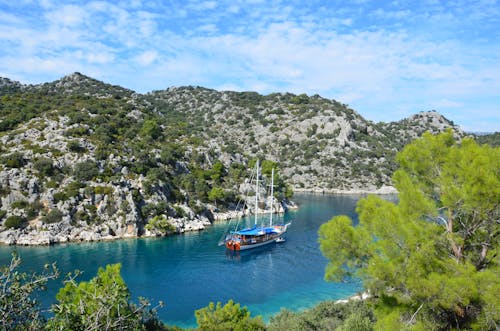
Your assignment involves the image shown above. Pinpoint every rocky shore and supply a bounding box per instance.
[0,187,388,246]
[294,185,398,195]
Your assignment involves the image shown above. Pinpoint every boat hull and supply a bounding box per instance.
[226,234,281,251]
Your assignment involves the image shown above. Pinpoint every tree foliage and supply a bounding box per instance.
[194,300,265,331]
[43,209,63,224]
[145,215,176,235]
[73,160,99,181]
[48,263,163,330]
[0,253,59,331]
[319,131,500,330]
[0,255,167,331]
[141,119,162,140]
[33,157,55,177]
[208,187,225,205]
[268,300,373,331]
[4,215,27,229]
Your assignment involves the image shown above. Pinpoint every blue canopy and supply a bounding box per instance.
[234,225,278,236]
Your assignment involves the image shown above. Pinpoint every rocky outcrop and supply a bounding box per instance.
[149,88,464,192]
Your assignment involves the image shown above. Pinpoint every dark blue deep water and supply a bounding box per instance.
[0,193,370,328]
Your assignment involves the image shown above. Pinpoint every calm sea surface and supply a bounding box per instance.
[0,193,375,328]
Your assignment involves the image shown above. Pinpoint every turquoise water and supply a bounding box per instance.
[0,193,368,328]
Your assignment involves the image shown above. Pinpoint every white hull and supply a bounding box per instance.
[238,236,280,250]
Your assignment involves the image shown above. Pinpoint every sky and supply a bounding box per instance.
[0,1,499,132]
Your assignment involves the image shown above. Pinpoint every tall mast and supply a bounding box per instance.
[255,160,259,226]
[270,168,274,226]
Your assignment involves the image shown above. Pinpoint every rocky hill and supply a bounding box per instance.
[147,87,463,191]
[0,73,463,245]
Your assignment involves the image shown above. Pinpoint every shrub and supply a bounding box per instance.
[43,209,63,224]
[268,300,374,331]
[73,161,98,181]
[0,184,10,196]
[173,206,186,218]
[52,192,68,203]
[33,157,54,176]
[11,200,29,209]
[0,253,59,330]
[208,187,225,204]
[2,152,25,168]
[94,146,109,160]
[64,181,84,198]
[140,119,161,140]
[195,300,265,331]
[0,210,6,220]
[67,140,85,153]
[4,215,26,229]
[93,185,113,195]
[47,264,162,330]
[26,201,43,220]
[145,215,175,235]
[64,127,89,137]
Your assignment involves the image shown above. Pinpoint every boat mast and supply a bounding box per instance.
[270,168,274,226]
[255,160,259,226]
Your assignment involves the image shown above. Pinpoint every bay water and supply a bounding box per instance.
[0,193,370,328]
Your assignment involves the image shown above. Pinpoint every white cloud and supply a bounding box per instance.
[189,1,217,11]
[86,52,115,64]
[226,5,240,14]
[45,5,88,27]
[433,99,464,108]
[0,12,24,24]
[135,50,158,66]
[197,23,218,33]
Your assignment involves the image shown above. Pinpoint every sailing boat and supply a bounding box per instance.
[223,160,291,251]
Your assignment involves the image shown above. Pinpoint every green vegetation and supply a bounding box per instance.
[67,140,86,153]
[319,131,500,330]
[73,160,99,181]
[207,186,225,205]
[145,215,176,235]
[1,152,26,168]
[1,254,164,331]
[268,300,373,331]
[141,119,162,140]
[43,209,63,224]
[48,264,162,330]
[4,215,26,229]
[474,132,500,147]
[93,185,114,195]
[33,157,54,176]
[195,300,265,331]
[0,253,59,330]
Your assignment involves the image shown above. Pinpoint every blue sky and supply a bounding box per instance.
[0,1,499,132]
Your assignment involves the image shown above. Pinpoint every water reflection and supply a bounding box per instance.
[224,242,281,263]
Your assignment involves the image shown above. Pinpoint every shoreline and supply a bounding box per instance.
[293,185,398,195]
[0,188,396,246]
